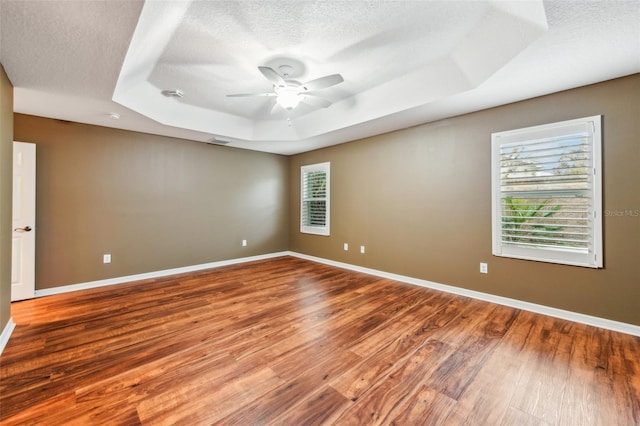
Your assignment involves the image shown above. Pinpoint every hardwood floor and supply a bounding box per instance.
[1,256,639,425]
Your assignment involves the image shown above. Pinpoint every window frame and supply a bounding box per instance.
[491,115,603,268]
[300,162,330,236]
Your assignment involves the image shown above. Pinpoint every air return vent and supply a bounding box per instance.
[207,137,230,146]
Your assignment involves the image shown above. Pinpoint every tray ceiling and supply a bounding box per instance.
[1,0,639,155]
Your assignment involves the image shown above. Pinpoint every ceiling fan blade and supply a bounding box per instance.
[226,92,276,98]
[258,66,286,87]
[270,101,283,115]
[301,74,344,92]
[301,95,332,108]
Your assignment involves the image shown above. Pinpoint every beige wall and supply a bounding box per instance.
[14,115,289,290]
[5,75,639,328]
[290,74,640,326]
[0,64,13,332]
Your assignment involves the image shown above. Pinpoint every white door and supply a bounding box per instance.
[12,142,36,301]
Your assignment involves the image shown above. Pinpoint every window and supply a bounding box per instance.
[491,116,602,268]
[301,162,330,236]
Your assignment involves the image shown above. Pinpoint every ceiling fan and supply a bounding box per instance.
[227,65,344,113]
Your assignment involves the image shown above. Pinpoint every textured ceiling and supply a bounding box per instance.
[1,0,639,155]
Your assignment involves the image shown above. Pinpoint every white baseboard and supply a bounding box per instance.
[35,252,289,298]
[26,250,640,338]
[287,251,640,337]
[0,318,16,356]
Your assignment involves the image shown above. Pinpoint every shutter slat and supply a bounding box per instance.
[501,240,589,250]
[502,229,590,237]
[501,151,589,165]
[501,132,589,149]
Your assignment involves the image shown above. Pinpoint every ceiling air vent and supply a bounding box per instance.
[161,89,184,98]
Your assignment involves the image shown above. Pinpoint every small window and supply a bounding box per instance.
[491,116,602,268]
[301,162,330,236]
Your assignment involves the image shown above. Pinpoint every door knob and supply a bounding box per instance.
[14,226,32,232]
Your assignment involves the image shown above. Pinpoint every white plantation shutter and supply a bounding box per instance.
[491,116,602,268]
[301,162,330,235]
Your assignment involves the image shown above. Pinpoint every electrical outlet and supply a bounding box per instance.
[480,262,488,274]
[103,254,111,264]
[360,246,366,254]
[344,243,349,251]
[242,239,247,247]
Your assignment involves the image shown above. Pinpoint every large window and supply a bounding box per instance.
[491,116,602,268]
[301,162,330,236]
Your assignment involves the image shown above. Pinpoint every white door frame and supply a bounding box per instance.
[12,141,36,301]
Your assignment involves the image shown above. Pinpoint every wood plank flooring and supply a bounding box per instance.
[1,256,639,425]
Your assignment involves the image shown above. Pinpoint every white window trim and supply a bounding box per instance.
[300,162,330,236]
[491,116,603,268]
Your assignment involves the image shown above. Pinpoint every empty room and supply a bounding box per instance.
[0,0,639,424]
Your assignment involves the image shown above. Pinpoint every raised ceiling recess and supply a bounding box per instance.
[113,0,548,147]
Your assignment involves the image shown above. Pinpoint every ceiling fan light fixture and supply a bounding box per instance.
[275,85,303,109]
[227,65,343,113]
[276,92,303,110]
